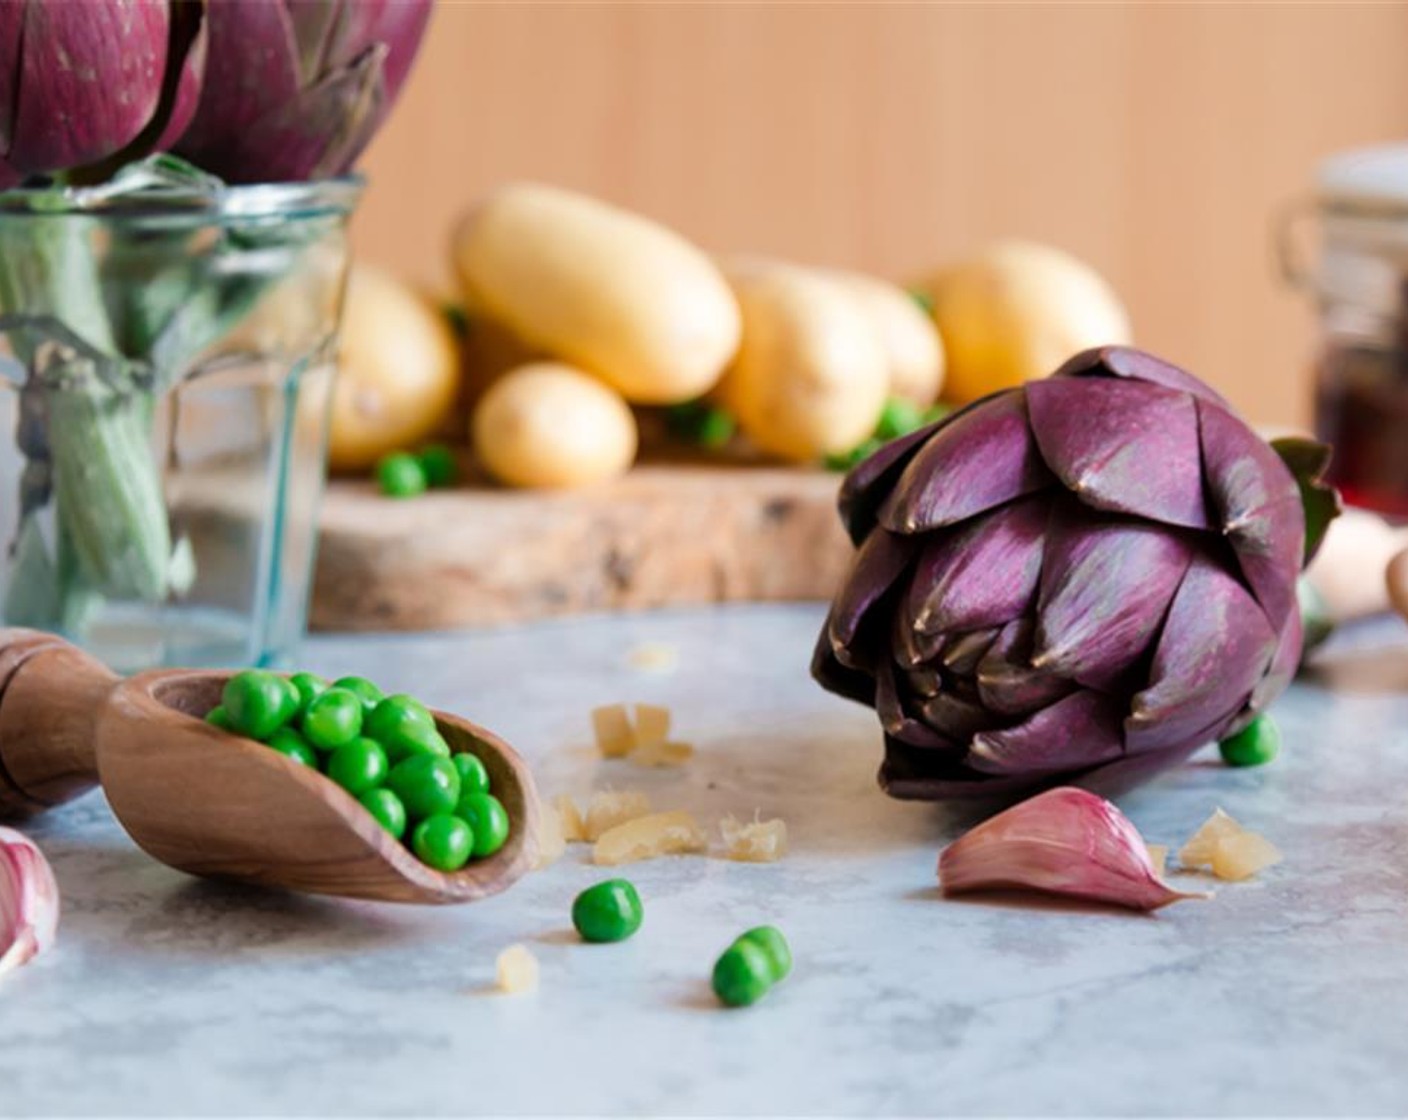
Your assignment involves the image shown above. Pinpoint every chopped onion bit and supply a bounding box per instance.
[1212,833,1282,881]
[593,810,707,866]
[720,815,788,863]
[496,944,540,994]
[633,703,671,748]
[583,790,653,841]
[591,704,635,758]
[627,642,679,673]
[555,794,587,843]
[628,740,694,769]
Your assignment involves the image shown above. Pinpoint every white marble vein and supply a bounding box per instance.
[2,604,1408,1116]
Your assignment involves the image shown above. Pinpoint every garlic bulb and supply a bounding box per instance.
[938,787,1206,911]
[0,826,59,980]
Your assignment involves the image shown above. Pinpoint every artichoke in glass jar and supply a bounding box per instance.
[813,346,1340,799]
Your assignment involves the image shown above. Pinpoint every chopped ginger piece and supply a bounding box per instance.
[1178,808,1244,868]
[627,642,679,673]
[591,704,635,758]
[496,944,539,994]
[721,815,788,863]
[533,797,566,869]
[1146,843,1168,878]
[583,790,652,841]
[633,703,672,748]
[593,810,707,866]
[555,794,587,842]
[629,740,694,769]
[1212,832,1282,881]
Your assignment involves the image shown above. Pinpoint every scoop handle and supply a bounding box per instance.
[0,629,117,821]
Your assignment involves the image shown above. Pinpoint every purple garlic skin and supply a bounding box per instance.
[814,346,1338,800]
[938,786,1200,911]
[173,0,433,184]
[0,825,59,979]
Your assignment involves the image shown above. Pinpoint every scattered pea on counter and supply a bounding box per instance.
[572,879,644,943]
[206,669,509,873]
[712,926,792,1008]
[1219,713,1281,768]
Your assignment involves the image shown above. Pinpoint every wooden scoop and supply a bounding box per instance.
[0,628,541,904]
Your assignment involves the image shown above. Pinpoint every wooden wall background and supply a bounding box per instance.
[355,2,1408,426]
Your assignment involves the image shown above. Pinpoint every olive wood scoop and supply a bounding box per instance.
[0,628,541,904]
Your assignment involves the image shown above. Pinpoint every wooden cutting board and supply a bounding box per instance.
[310,463,855,631]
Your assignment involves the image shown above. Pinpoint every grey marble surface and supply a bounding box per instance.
[3,604,1408,1117]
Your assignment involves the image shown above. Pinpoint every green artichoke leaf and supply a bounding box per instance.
[1270,436,1342,566]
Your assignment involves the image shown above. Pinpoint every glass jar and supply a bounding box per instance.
[1282,143,1408,516]
[0,170,360,671]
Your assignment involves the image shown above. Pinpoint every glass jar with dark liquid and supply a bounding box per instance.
[1284,144,1408,517]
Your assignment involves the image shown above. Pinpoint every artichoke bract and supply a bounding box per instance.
[813,346,1338,799]
[0,0,205,186]
[174,0,431,183]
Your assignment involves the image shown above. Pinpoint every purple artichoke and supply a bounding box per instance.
[173,0,432,184]
[813,346,1339,799]
[0,0,205,186]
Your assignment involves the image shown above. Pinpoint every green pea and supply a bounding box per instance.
[712,939,775,1008]
[572,879,643,943]
[222,670,299,740]
[875,397,926,442]
[666,400,735,449]
[268,725,312,755]
[412,813,474,872]
[377,452,427,498]
[451,752,490,796]
[205,705,233,731]
[418,444,458,488]
[386,755,461,821]
[289,672,328,712]
[328,738,390,795]
[299,687,364,750]
[736,926,791,983]
[267,728,317,769]
[359,788,407,840]
[1219,714,1281,768]
[379,719,451,762]
[455,792,509,858]
[332,676,384,712]
[823,437,882,473]
[364,694,435,744]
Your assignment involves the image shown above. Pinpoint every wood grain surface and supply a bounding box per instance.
[310,463,854,631]
[356,2,1408,427]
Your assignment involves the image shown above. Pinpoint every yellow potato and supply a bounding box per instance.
[327,265,461,473]
[913,240,1132,404]
[452,183,741,404]
[472,361,637,489]
[716,260,889,463]
[825,269,945,405]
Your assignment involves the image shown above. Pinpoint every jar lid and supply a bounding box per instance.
[1317,143,1408,217]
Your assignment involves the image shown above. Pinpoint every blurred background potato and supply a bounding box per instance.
[356,2,1408,427]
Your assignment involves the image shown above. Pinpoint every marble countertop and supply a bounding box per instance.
[4,603,1408,1117]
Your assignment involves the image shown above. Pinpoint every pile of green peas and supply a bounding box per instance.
[205,670,509,873]
[570,878,791,1009]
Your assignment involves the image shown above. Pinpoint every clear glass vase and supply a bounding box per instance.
[0,167,361,671]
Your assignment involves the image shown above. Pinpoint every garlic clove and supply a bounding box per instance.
[938,787,1207,911]
[0,826,59,980]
